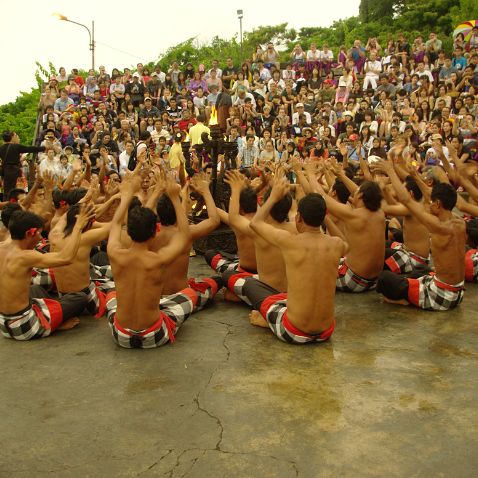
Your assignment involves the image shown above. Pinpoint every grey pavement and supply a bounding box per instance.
[1,257,478,477]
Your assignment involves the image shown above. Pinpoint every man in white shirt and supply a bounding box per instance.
[118,141,134,177]
[206,59,223,79]
[320,44,334,75]
[414,61,434,83]
[150,120,171,145]
[363,52,382,90]
[291,103,312,125]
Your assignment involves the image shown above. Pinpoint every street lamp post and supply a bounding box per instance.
[53,13,95,71]
[237,9,243,63]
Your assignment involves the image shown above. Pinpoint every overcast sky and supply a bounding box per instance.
[1,0,360,105]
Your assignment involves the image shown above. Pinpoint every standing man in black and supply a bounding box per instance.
[0,131,45,199]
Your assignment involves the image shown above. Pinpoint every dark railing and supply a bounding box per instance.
[29,83,46,186]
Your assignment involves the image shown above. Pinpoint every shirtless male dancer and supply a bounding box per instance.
[0,206,94,340]
[204,180,258,275]
[49,206,112,317]
[220,170,296,303]
[301,163,385,292]
[376,159,466,310]
[105,173,222,349]
[382,175,431,274]
[150,172,220,295]
[223,175,346,344]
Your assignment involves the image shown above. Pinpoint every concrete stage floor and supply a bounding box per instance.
[1,257,478,478]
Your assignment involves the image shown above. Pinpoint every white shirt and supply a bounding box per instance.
[118,151,131,177]
[320,50,334,61]
[307,49,321,61]
[365,60,382,77]
[292,111,312,124]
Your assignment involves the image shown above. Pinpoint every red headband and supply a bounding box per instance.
[59,200,67,207]
[156,223,161,233]
[9,198,18,204]
[26,228,39,237]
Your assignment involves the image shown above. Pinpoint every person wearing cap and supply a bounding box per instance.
[336,110,355,137]
[346,134,366,166]
[125,73,145,107]
[425,133,449,166]
[291,103,311,125]
[335,79,350,105]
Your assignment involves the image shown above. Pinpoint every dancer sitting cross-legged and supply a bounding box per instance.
[224,173,346,344]
[105,172,222,349]
[0,205,95,340]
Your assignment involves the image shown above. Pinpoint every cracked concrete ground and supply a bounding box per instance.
[1,257,478,477]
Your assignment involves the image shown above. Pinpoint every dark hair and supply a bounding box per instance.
[359,181,382,212]
[67,188,88,206]
[2,131,15,142]
[139,131,151,141]
[127,205,157,242]
[1,203,22,228]
[63,204,81,237]
[8,188,26,202]
[332,179,351,204]
[298,193,326,227]
[156,193,176,226]
[52,188,68,209]
[262,187,292,223]
[431,182,457,211]
[404,176,423,201]
[466,221,478,248]
[8,211,44,240]
[239,187,257,214]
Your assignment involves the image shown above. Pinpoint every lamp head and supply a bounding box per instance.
[52,13,68,21]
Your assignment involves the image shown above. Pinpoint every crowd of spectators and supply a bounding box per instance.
[31,27,478,183]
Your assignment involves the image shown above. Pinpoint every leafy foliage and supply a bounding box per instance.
[0,89,40,144]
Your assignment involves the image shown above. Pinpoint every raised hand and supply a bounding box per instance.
[290,157,302,173]
[42,170,56,190]
[165,172,181,198]
[190,172,210,196]
[72,157,83,173]
[75,202,96,229]
[370,159,393,176]
[120,172,141,195]
[224,170,246,191]
[270,174,290,201]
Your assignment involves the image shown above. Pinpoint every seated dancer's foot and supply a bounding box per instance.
[58,318,81,330]
[383,297,410,306]
[249,310,269,328]
[224,289,242,302]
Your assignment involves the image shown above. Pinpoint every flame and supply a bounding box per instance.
[185,133,190,142]
[209,106,218,126]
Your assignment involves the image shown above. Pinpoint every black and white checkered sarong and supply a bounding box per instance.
[106,278,219,348]
[407,274,464,311]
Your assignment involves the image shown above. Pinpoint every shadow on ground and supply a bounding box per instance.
[1,257,478,477]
